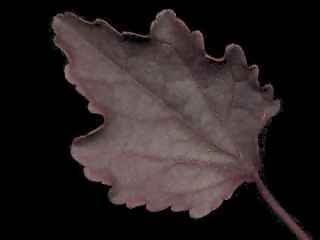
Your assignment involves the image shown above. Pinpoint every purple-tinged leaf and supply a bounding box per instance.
[52,10,311,239]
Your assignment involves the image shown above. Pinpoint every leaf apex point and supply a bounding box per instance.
[159,9,176,17]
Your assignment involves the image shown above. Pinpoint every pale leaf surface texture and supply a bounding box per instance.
[52,10,311,239]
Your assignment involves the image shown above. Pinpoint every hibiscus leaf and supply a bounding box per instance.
[52,10,311,239]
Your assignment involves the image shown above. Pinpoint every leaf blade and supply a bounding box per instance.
[53,10,280,218]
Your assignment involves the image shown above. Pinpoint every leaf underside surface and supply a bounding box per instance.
[53,10,312,239]
[52,10,281,219]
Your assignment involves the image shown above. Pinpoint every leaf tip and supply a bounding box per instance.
[192,30,205,50]
[156,9,177,19]
[225,43,248,66]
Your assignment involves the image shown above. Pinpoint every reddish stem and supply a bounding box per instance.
[254,176,311,240]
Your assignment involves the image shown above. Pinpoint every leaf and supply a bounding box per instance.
[52,10,311,239]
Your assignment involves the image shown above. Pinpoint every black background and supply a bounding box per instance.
[36,2,318,239]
